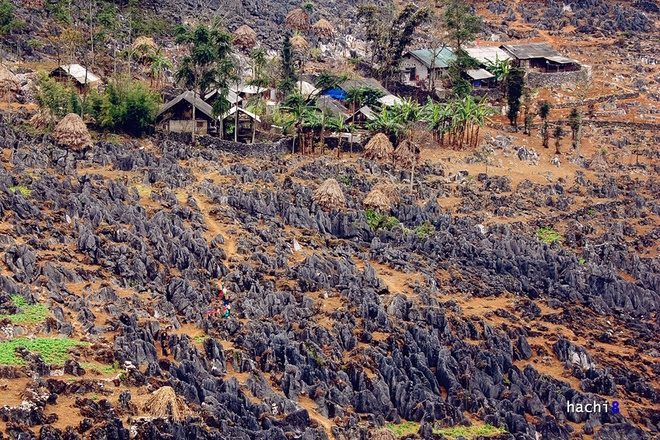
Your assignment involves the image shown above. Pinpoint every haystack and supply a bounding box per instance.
[312,19,334,40]
[588,149,610,172]
[372,183,400,206]
[132,36,157,53]
[0,64,19,100]
[394,140,419,169]
[371,429,398,440]
[286,8,310,32]
[233,25,258,50]
[52,113,92,152]
[364,188,390,212]
[364,133,394,163]
[143,386,190,422]
[290,35,309,52]
[29,108,57,130]
[313,178,345,212]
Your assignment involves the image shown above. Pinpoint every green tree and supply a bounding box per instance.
[278,33,298,95]
[327,114,356,158]
[344,86,384,110]
[174,23,234,143]
[539,100,550,148]
[93,80,159,136]
[280,92,315,154]
[314,72,347,92]
[0,0,25,61]
[506,67,525,129]
[357,4,430,82]
[34,74,76,118]
[553,125,564,155]
[367,107,404,144]
[443,0,482,51]
[148,47,174,88]
[568,106,582,153]
[484,54,510,85]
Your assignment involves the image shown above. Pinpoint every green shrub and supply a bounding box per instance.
[365,208,399,231]
[415,220,435,241]
[34,74,78,118]
[386,421,419,437]
[536,227,563,244]
[0,338,87,365]
[93,80,160,136]
[9,186,31,196]
[0,295,47,323]
[435,423,507,438]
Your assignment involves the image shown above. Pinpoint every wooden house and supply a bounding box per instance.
[49,64,100,94]
[500,43,580,72]
[221,106,261,143]
[156,91,216,136]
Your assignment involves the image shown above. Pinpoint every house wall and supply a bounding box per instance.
[162,119,208,135]
[400,56,429,84]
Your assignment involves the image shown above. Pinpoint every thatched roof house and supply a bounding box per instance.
[286,8,310,32]
[233,25,258,50]
[364,189,390,212]
[52,113,92,152]
[312,19,334,40]
[364,133,394,163]
[394,140,419,168]
[290,34,309,52]
[372,183,400,206]
[143,386,190,422]
[0,64,19,99]
[29,108,57,130]
[313,178,345,212]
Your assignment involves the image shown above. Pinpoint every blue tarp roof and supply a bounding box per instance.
[322,88,347,100]
[408,48,456,69]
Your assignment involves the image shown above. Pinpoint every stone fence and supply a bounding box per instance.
[526,68,590,89]
[163,132,291,157]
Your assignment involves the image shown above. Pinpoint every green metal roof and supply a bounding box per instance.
[408,48,456,69]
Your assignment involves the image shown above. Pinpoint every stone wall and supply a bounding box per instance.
[163,132,291,157]
[526,68,589,89]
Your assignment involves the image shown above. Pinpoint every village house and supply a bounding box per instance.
[49,64,100,94]
[156,91,216,136]
[500,42,580,72]
[221,106,261,143]
[399,48,455,86]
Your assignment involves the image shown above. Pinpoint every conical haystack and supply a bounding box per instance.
[132,36,157,54]
[52,113,92,152]
[143,386,191,422]
[313,178,345,212]
[290,35,309,52]
[286,8,310,32]
[0,64,19,100]
[364,188,390,212]
[394,139,419,169]
[372,183,400,206]
[588,149,610,172]
[312,19,334,40]
[29,108,57,130]
[364,133,394,163]
[233,25,258,50]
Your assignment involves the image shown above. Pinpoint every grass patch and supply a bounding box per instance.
[365,208,400,231]
[415,220,435,242]
[436,423,507,438]
[193,335,207,344]
[0,295,48,323]
[80,360,121,374]
[386,421,419,437]
[0,338,87,365]
[9,186,32,196]
[536,227,563,244]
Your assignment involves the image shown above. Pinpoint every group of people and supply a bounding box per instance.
[206,283,231,318]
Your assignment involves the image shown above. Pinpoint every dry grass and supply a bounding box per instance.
[373,183,400,206]
[313,178,345,212]
[233,25,258,50]
[290,35,309,52]
[286,8,310,32]
[364,133,394,163]
[143,386,190,422]
[312,19,334,40]
[394,140,419,169]
[52,113,92,151]
[364,188,391,212]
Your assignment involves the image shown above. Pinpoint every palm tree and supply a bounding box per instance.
[280,92,315,154]
[328,114,356,158]
[367,107,404,144]
[148,47,173,88]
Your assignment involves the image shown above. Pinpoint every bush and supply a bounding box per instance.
[34,74,78,118]
[0,295,47,323]
[536,227,563,244]
[92,80,160,136]
[415,220,435,241]
[365,208,399,231]
[0,338,86,365]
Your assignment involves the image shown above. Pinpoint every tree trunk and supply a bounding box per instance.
[234,105,239,142]
[192,89,197,144]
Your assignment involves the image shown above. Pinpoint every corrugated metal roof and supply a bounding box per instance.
[466,68,495,80]
[296,80,320,98]
[221,105,261,122]
[204,89,242,104]
[316,96,349,117]
[500,43,561,60]
[355,105,376,121]
[545,55,579,64]
[378,95,403,107]
[157,91,215,120]
[407,48,456,69]
[54,64,100,84]
[339,78,389,94]
[464,47,512,64]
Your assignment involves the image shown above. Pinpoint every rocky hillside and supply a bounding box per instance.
[0,113,658,439]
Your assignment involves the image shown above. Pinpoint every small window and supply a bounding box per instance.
[196,121,204,128]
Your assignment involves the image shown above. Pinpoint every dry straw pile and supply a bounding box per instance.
[372,183,400,205]
[290,35,309,52]
[364,189,390,212]
[364,133,394,163]
[588,149,610,172]
[143,386,191,422]
[52,113,92,152]
[394,139,419,168]
[312,19,334,40]
[286,8,310,32]
[233,25,258,50]
[0,64,19,100]
[313,178,345,211]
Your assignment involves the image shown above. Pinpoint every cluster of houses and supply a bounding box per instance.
[400,42,581,88]
[45,41,581,144]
